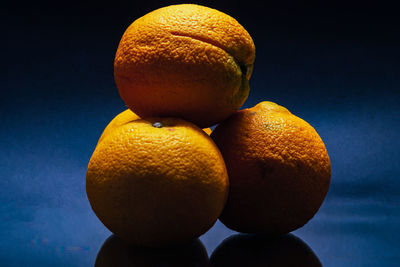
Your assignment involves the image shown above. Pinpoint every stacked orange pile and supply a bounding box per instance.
[86,4,331,247]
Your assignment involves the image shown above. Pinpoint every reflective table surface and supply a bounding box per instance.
[1,194,399,266]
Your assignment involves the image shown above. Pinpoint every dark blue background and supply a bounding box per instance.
[2,1,399,266]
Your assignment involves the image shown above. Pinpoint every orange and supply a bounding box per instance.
[202,127,212,136]
[114,4,255,128]
[98,109,212,144]
[211,101,331,234]
[98,109,140,144]
[86,117,229,247]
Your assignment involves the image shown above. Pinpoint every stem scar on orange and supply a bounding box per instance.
[98,109,212,145]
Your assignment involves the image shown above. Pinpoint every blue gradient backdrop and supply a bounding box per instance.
[2,2,399,266]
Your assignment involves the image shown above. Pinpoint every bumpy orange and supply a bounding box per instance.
[114,4,255,128]
[86,117,229,247]
[98,109,212,144]
[97,109,140,144]
[211,101,331,234]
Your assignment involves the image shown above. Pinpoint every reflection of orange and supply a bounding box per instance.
[211,101,331,234]
[99,109,212,144]
[95,235,209,267]
[114,4,255,128]
[210,233,322,266]
[86,117,229,246]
